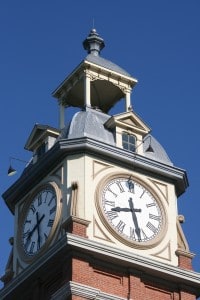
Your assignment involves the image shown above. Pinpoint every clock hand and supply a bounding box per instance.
[111,207,131,212]
[27,213,45,240]
[36,212,41,249]
[128,198,141,240]
[111,207,141,213]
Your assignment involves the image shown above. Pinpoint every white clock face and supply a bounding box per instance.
[100,177,164,245]
[22,185,57,256]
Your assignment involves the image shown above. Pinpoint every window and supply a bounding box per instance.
[122,132,136,152]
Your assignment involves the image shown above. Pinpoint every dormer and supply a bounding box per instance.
[25,124,60,163]
[105,111,151,155]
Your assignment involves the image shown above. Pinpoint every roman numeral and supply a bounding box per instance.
[106,210,118,220]
[23,229,31,239]
[141,229,148,240]
[146,202,156,208]
[128,180,134,193]
[107,187,117,197]
[25,219,31,224]
[48,194,56,206]
[37,194,42,206]
[44,233,48,241]
[30,204,36,214]
[116,181,124,193]
[140,190,145,198]
[104,200,115,207]
[130,227,135,239]
[116,220,125,233]
[24,238,31,251]
[146,222,157,233]
[149,213,160,221]
[44,191,48,203]
[47,219,54,227]
[29,242,35,254]
[37,241,41,251]
[50,205,56,215]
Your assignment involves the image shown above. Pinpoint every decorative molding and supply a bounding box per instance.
[152,242,171,262]
[176,216,190,252]
[176,249,195,259]
[150,179,168,203]
[93,218,113,243]
[51,281,126,300]
[93,160,112,179]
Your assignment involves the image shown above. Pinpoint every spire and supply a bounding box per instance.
[83,28,105,56]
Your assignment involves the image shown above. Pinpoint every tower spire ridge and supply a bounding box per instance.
[83,28,105,56]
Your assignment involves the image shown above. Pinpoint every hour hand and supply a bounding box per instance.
[111,207,130,212]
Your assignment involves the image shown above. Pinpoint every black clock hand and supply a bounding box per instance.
[27,213,45,240]
[111,207,131,212]
[36,212,41,249]
[128,198,141,240]
[111,207,141,213]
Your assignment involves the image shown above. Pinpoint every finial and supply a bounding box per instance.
[83,28,105,56]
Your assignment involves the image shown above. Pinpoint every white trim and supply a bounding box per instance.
[51,281,126,300]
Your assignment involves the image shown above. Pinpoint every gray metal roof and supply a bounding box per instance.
[143,135,173,166]
[59,108,115,145]
[59,108,173,166]
[83,28,132,78]
[85,54,131,77]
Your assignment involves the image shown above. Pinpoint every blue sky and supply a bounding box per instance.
[0,0,200,289]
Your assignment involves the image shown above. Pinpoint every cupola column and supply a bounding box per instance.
[125,88,132,111]
[84,70,91,107]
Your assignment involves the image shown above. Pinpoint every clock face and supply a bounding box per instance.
[21,185,58,257]
[99,176,165,247]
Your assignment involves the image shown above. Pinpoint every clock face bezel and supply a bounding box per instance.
[96,173,167,249]
[17,181,62,262]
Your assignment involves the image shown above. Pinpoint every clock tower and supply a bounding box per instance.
[1,29,200,300]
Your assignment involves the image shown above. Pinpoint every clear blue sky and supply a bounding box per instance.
[1,0,200,289]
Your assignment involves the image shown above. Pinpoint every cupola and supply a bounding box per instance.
[52,29,138,129]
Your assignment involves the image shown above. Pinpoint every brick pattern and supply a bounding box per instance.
[144,286,172,300]
[180,291,197,300]
[64,216,89,238]
[178,254,193,270]
[72,258,128,298]
[71,256,197,300]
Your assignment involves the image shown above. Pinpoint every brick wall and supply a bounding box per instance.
[70,256,197,300]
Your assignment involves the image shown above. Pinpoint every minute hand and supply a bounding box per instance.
[128,198,141,240]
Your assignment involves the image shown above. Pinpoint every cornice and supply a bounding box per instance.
[66,234,200,289]
[51,281,126,300]
[3,137,188,213]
